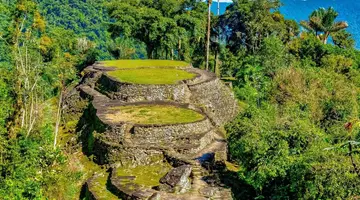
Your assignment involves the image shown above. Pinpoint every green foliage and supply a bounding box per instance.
[218,0,298,54]
[224,5,360,198]
[300,7,349,44]
[227,64,360,198]
[107,0,207,62]
[0,0,360,199]
[332,29,355,49]
[0,0,104,199]
[37,0,113,60]
[288,33,328,65]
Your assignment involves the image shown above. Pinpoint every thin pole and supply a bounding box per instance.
[215,0,220,76]
[206,0,212,71]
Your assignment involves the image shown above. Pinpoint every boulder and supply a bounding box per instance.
[159,165,192,194]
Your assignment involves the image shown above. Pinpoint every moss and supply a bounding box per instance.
[100,59,189,69]
[107,68,196,85]
[116,162,172,187]
[44,153,103,200]
[89,172,118,200]
[106,104,204,124]
[225,161,239,172]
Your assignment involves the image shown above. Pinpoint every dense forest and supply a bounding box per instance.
[0,0,360,199]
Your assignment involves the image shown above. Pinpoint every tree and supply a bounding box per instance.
[218,0,291,55]
[206,0,212,70]
[37,0,112,60]
[10,0,46,137]
[107,0,207,62]
[300,7,348,44]
[332,29,355,49]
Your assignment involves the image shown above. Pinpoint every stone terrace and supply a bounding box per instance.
[64,60,239,200]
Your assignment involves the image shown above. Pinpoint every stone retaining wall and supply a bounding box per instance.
[96,74,191,103]
[93,136,164,166]
[84,180,98,200]
[131,118,213,143]
[188,78,239,126]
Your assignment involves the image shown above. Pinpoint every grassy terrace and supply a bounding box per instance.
[88,172,118,200]
[116,162,172,187]
[106,105,204,125]
[100,60,190,69]
[107,68,196,85]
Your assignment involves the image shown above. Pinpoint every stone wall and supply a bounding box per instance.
[65,63,239,167]
[84,180,98,200]
[188,79,239,126]
[131,118,213,143]
[96,74,191,103]
[93,136,165,166]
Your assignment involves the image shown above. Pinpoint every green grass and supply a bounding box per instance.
[106,105,205,124]
[100,60,190,69]
[107,68,196,84]
[89,172,118,200]
[116,162,172,187]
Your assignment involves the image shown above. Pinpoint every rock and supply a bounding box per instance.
[149,192,161,200]
[159,165,192,193]
[199,187,219,197]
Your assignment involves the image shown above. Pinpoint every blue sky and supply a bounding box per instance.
[204,0,233,2]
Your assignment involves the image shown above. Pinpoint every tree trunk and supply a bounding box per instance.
[215,49,220,76]
[54,90,63,149]
[178,39,182,60]
[147,46,154,59]
[323,32,330,44]
[206,0,212,71]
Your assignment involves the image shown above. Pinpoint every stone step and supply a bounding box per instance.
[191,131,227,162]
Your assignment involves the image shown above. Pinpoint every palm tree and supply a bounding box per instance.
[300,7,348,44]
[206,0,212,71]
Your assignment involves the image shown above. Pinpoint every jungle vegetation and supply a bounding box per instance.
[0,0,359,199]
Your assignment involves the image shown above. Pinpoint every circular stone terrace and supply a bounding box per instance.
[94,60,197,85]
[104,104,204,125]
[96,101,207,126]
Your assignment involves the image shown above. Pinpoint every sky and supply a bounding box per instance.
[204,0,233,2]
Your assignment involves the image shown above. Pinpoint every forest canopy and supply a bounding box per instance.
[0,0,359,199]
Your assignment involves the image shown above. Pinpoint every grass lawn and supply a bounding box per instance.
[116,162,172,187]
[107,68,196,84]
[100,60,189,69]
[106,105,204,124]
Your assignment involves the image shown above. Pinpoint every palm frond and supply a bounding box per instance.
[309,16,325,32]
[300,20,315,33]
[330,21,349,32]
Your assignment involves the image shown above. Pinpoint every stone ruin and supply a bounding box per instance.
[64,61,239,200]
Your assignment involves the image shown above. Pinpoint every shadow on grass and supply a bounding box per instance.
[76,103,107,163]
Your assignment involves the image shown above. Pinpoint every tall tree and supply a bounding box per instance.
[300,7,348,44]
[218,0,291,54]
[107,0,207,62]
[206,0,212,70]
